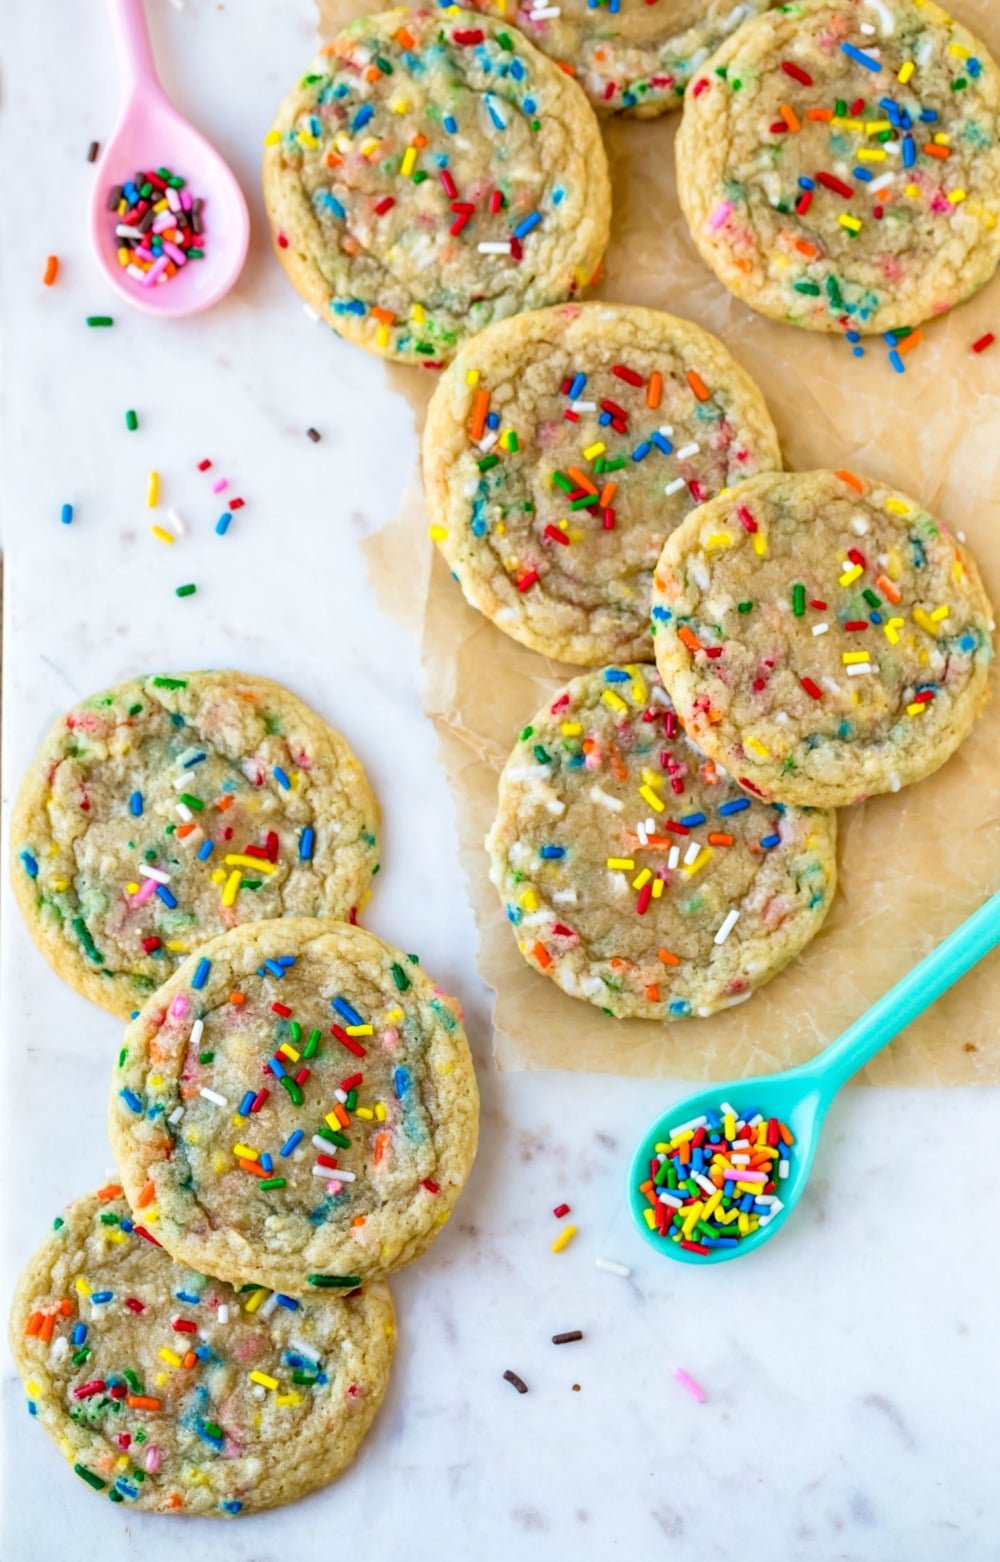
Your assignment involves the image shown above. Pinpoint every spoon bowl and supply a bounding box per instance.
[90,0,249,318]
[627,887,1000,1265]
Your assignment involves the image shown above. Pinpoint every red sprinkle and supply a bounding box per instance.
[272,1002,292,1018]
[544,524,570,546]
[972,332,995,353]
[817,171,854,199]
[553,1203,571,1218]
[800,676,823,700]
[451,27,485,43]
[782,60,814,85]
[612,364,644,386]
[421,1179,440,1193]
[331,1024,366,1058]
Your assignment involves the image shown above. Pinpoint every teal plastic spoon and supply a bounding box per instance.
[628,888,1000,1265]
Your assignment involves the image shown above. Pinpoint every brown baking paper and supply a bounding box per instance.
[317,0,1000,1080]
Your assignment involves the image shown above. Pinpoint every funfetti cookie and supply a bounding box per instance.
[486,665,837,1020]
[262,8,611,365]
[109,919,479,1297]
[464,0,770,116]
[423,303,781,666]
[9,1187,395,1515]
[11,672,379,1018]
[676,0,1000,335]
[651,470,994,807]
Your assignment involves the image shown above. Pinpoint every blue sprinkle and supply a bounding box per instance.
[120,1089,143,1114]
[513,210,541,239]
[120,1217,134,1234]
[718,797,750,816]
[299,827,315,862]
[115,1479,139,1501]
[332,996,363,1025]
[394,1066,411,1098]
[280,1130,304,1157]
[485,94,506,130]
[175,1290,200,1304]
[129,791,143,816]
[91,1291,114,1304]
[902,133,916,168]
[264,959,286,978]
[798,175,815,191]
[959,633,976,652]
[19,850,38,878]
[351,104,374,132]
[215,512,232,536]
[853,166,873,183]
[679,812,706,827]
[443,114,457,133]
[889,349,905,374]
[260,1153,273,1173]
[197,839,215,861]
[603,667,629,682]
[72,1324,87,1345]
[920,107,938,122]
[651,605,671,622]
[568,372,587,399]
[277,955,296,968]
[487,410,500,430]
[760,833,781,849]
[539,845,566,859]
[523,97,537,113]
[598,410,612,426]
[268,1056,287,1079]
[842,41,882,71]
[60,500,74,524]
[194,1344,212,1361]
[870,611,882,625]
[222,1500,242,1514]
[192,957,211,990]
[969,57,982,77]
[237,1090,256,1117]
[198,1421,224,1448]
[155,883,177,909]
[276,1294,300,1310]
[651,432,674,455]
[632,440,651,461]
[273,766,291,790]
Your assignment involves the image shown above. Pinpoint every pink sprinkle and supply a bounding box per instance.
[131,876,159,906]
[145,1446,162,1473]
[723,1167,766,1182]
[708,200,733,232]
[169,992,190,1020]
[141,255,170,287]
[674,1368,706,1404]
[211,477,229,494]
[162,240,187,266]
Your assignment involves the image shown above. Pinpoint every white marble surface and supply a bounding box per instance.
[2,4,999,1559]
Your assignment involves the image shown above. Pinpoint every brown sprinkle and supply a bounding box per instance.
[306,427,321,442]
[552,1330,583,1345]
[503,1369,528,1395]
[87,140,100,163]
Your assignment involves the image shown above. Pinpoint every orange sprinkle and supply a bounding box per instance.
[686,369,710,402]
[644,983,661,1002]
[175,823,197,838]
[229,991,246,1005]
[876,573,902,604]
[657,949,680,967]
[371,305,396,324]
[835,469,865,493]
[39,1314,55,1343]
[469,388,490,441]
[677,1141,691,1166]
[708,832,734,847]
[609,957,631,972]
[606,739,629,784]
[598,480,617,507]
[807,107,833,121]
[215,795,235,812]
[677,625,702,653]
[333,1102,350,1129]
[779,1122,795,1147]
[25,1312,44,1337]
[96,1183,123,1202]
[137,1181,156,1208]
[532,941,553,971]
[588,257,603,287]
[794,238,819,259]
[896,329,923,357]
[58,1298,73,1316]
[646,371,662,410]
[364,65,381,82]
[922,143,950,159]
[167,1494,184,1509]
[556,59,577,76]
[126,1395,162,1411]
[350,1215,367,1228]
[567,466,598,495]
[372,1131,390,1167]
[411,132,428,149]
[182,1351,197,1370]
[581,737,596,755]
[779,102,800,132]
[395,26,415,47]
[42,255,59,286]
[324,152,342,169]
[239,1157,268,1177]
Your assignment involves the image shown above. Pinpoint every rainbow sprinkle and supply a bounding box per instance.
[107,167,205,288]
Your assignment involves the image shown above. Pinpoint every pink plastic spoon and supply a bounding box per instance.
[89,0,249,317]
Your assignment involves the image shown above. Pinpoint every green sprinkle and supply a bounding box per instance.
[792,582,806,616]
[292,1370,318,1385]
[308,1274,361,1288]
[203,1420,223,1441]
[520,724,535,741]
[496,30,513,48]
[737,600,754,613]
[176,584,197,598]
[478,454,500,473]
[86,316,113,327]
[570,495,598,510]
[391,962,411,992]
[532,744,551,764]
[129,703,144,715]
[71,916,104,964]
[289,1020,301,1043]
[152,676,187,689]
[826,275,843,309]
[259,1177,286,1190]
[345,1089,358,1111]
[71,1347,91,1366]
[505,431,519,452]
[198,1051,215,1065]
[125,409,138,431]
[793,281,821,295]
[179,792,203,810]
[303,1028,321,1060]
[551,470,574,494]
[124,1370,143,1393]
[322,1129,351,1150]
[600,457,627,473]
[862,588,881,609]
[74,1464,107,1491]
[279,1076,303,1106]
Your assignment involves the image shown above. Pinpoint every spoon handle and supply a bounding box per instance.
[106,0,160,95]
[804,888,1000,1092]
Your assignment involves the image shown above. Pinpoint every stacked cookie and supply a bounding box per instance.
[9,673,479,1513]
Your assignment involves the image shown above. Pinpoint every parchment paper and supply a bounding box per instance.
[320,0,1000,1081]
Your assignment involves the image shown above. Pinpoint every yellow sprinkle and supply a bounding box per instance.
[276,1393,303,1407]
[865,120,892,134]
[376,324,390,351]
[839,214,863,234]
[705,530,734,550]
[224,854,277,874]
[400,146,417,177]
[221,870,242,907]
[639,784,665,814]
[126,881,140,895]
[752,531,767,557]
[833,116,864,132]
[904,183,921,199]
[641,768,663,790]
[278,1043,300,1063]
[500,430,517,452]
[632,868,652,891]
[602,689,627,713]
[390,98,409,114]
[723,1113,736,1139]
[159,1348,182,1368]
[934,132,951,146]
[907,701,928,716]
[465,369,480,386]
[743,736,770,758]
[651,878,664,899]
[210,1151,229,1175]
[607,858,635,870]
[884,498,913,515]
[243,1288,268,1314]
[930,605,949,622]
[521,887,539,912]
[356,1106,374,1120]
[947,189,967,205]
[897,60,915,83]
[375,1102,387,1122]
[643,1207,656,1230]
[948,41,971,59]
[74,1278,92,1297]
[583,441,605,460]
[428,525,448,542]
[146,471,160,507]
[386,1008,404,1023]
[683,847,713,879]
[411,302,425,325]
[839,563,863,586]
[359,137,380,158]
[346,1024,374,1036]
[150,525,174,545]
[857,147,887,162]
[264,129,282,146]
[561,721,582,736]
[296,130,319,149]
[913,607,940,636]
[550,1224,577,1254]
[249,1371,278,1391]
[842,650,870,665]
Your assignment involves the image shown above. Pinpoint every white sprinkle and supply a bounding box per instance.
[477,430,498,454]
[529,4,560,16]
[595,1258,631,1277]
[217,1305,229,1324]
[311,1164,356,1181]
[868,173,896,194]
[303,304,321,323]
[51,1334,69,1360]
[571,400,596,412]
[694,1173,716,1195]
[166,507,187,537]
[664,477,686,497]
[115,224,144,239]
[199,1087,228,1107]
[683,840,701,866]
[258,1292,280,1320]
[290,1338,321,1362]
[590,785,624,812]
[477,241,512,254]
[311,1135,335,1153]
[637,821,649,846]
[779,1159,790,1179]
[888,771,902,793]
[658,1191,684,1209]
[821,676,841,696]
[668,1114,709,1135]
[850,513,870,535]
[846,662,874,677]
[168,1105,184,1125]
[719,1101,736,1116]
[714,908,740,945]
[334,1088,348,1104]
[659,424,674,438]
[812,622,830,636]
[176,802,194,822]
[667,845,680,870]
[138,864,170,884]
[190,1018,204,1048]
[675,442,700,461]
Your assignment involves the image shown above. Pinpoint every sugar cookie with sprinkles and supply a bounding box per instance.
[651,469,994,807]
[262,8,611,364]
[676,0,1000,335]
[11,673,379,1019]
[9,1187,395,1515]
[109,919,479,1296]
[463,0,770,117]
[423,302,781,665]
[486,666,836,1020]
